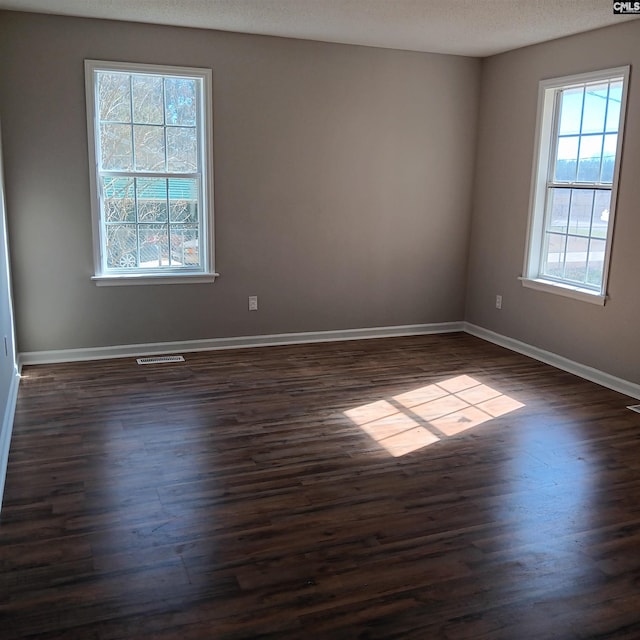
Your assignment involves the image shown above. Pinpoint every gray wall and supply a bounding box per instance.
[466,19,640,385]
[0,11,480,352]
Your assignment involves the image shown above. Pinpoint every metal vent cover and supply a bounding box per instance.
[136,355,185,365]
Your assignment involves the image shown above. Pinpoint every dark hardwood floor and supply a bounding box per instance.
[2,333,640,639]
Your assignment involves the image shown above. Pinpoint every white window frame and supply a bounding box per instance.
[522,66,630,305]
[85,60,217,286]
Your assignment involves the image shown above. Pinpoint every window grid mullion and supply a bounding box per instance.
[133,176,141,268]
[196,79,204,266]
[598,82,611,183]
[586,189,595,240]
[560,187,574,279]
[166,179,173,266]
[547,182,612,190]
[589,85,607,187]
[560,229,569,280]
[129,78,141,269]
[100,171,199,180]
[129,75,136,173]
[161,80,170,267]
[584,187,597,286]
[584,236,593,286]
[573,84,587,183]
[162,78,168,173]
[561,231,600,241]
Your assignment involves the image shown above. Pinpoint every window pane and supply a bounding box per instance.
[555,136,578,181]
[558,87,583,136]
[103,177,135,222]
[592,190,611,239]
[576,135,603,182]
[542,233,566,279]
[165,78,197,126]
[100,124,133,170]
[169,179,198,223]
[600,134,617,183]
[106,224,137,269]
[568,189,594,237]
[136,178,167,222]
[139,224,169,267]
[98,73,131,123]
[89,62,211,277]
[546,188,570,233]
[170,225,200,267]
[605,81,623,132]
[527,70,627,295]
[587,238,606,288]
[134,125,165,171]
[132,75,164,125]
[167,127,197,172]
[581,83,608,134]
[564,236,589,284]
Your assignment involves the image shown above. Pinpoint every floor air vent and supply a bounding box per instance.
[136,355,185,365]
[628,404,640,414]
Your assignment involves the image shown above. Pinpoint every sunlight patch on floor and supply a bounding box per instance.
[345,375,524,456]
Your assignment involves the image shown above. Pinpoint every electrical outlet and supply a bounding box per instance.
[495,295,502,310]
[248,296,258,311]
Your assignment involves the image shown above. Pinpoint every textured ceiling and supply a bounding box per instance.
[0,0,637,57]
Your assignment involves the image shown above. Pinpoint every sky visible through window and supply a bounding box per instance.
[554,80,622,183]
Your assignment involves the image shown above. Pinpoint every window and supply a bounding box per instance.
[523,67,629,304]
[85,61,216,285]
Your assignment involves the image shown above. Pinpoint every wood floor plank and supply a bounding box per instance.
[2,333,640,638]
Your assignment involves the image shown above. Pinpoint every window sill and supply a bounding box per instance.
[519,277,606,306]
[92,272,219,287]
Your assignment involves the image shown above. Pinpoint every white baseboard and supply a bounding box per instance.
[17,319,640,401]
[465,322,640,400]
[19,322,465,366]
[0,367,20,513]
